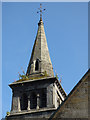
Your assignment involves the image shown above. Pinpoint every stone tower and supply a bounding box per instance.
[26,17,54,77]
[7,6,66,120]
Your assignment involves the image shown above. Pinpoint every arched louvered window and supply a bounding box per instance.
[40,89,47,108]
[20,93,28,110]
[30,92,37,109]
[35,59,39,71]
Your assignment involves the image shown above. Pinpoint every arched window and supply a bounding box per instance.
[40,89,46,108]
[20,93,28,110]
[35,59,39,71]
[30,92,37,109]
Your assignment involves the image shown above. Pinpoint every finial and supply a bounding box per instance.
[37,4,46,21]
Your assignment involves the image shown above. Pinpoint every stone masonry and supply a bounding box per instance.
[7,77,66,120]
[6,16,66,120]
[50,69,90,119]
[26,19,54,77]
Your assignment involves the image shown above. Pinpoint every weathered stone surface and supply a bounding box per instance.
[7,17,67,120]
[7,77,66,120]
[26,19,54,77]
[6,109,56,120]
[51,69,90,119]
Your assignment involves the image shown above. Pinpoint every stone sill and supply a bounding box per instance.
[9,107,57,116]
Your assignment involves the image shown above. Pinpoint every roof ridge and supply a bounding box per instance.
[49,69,90,119]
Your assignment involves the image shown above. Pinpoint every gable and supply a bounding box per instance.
[50,69,90,119]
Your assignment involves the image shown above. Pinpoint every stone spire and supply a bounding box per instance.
[26,15,54,77]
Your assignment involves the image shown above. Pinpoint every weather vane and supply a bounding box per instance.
[37,4,46,20]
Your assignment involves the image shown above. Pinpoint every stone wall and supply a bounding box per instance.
[52,74,89,119]
[8,77,65,120]
[6,109,56,120]
[11,78,56,113]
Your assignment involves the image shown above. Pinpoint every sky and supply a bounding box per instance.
[2,2,88,118]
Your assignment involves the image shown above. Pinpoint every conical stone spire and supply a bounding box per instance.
[26,19,54,77]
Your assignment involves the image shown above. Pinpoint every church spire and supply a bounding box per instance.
[26,4,54,77]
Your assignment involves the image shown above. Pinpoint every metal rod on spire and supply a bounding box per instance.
[40,4,42,20]
[37,4,46,20]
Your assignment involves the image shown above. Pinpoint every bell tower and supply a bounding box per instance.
[6,4,66,120]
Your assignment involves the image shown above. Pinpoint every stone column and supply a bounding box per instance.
[47,84,53,108]
[11,93,14,111]
[37,94,40,109]
[27,96,30,110]
[18,97,21,111]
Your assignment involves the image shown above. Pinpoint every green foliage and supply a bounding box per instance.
[16,71,49,83]
[18,69,29,80]
[55,70,59,80]
[44,71,48,77]
[6,111,10,116]
[55,74,59,80]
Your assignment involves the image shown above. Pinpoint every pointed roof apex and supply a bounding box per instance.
[38,18,43,26]
[26,5,54,78]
